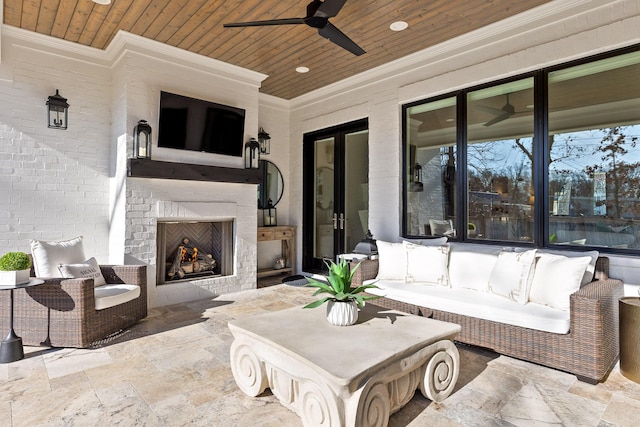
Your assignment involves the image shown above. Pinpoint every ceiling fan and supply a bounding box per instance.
[476,94,526,127]
[223,0,365,56]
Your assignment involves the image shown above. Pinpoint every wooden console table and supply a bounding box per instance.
[257,225,296,287]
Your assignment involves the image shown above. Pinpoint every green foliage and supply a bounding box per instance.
[303,258,381,309]
[0,251,32,271]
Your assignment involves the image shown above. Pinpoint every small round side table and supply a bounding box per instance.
[0,279,43,363]
[619,296,640,383]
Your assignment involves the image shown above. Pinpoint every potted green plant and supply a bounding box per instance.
[0,251,32,286]
[304,258,381,326]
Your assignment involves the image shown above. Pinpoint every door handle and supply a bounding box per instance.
[339,213,345,230]
[332,213,338,230]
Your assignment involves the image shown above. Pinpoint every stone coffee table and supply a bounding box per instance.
[228,303,461,426]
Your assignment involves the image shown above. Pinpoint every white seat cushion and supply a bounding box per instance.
[365,279,570,334]
[94,284,141,310]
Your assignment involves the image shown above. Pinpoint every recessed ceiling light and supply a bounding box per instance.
[296,66,310,73]
[390,21,408,31]
[526,104,534,109]
[92,0,111,4]
[446,118,454,122]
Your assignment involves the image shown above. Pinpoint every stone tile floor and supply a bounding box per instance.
[1,284,639,426]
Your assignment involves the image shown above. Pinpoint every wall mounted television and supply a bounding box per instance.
[157,91,245,157]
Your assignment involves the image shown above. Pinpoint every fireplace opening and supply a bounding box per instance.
[156,220,234,285]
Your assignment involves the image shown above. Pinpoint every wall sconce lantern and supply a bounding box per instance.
[263,198,277,227]
[245,138,260,169]
[46,89,69,130]
[258,127,271,154]
[410,163,424,192]
[133,120,152,159]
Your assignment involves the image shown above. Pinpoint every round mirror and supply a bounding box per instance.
[258,160,284,208]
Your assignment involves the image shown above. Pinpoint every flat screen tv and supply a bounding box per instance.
[157,91,245,157]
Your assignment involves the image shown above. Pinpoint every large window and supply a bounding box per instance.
[547,52,640,249]
[403,46,640,252]
[404,97,456,237]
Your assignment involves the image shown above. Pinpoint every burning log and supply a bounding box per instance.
[166,237,217,280]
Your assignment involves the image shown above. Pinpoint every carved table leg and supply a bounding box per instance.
[230,340,268,396]
[419,340,459,402]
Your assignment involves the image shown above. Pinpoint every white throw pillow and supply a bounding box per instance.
[405,242,450,286]
[528,253,591,311]
[488,249,537,304]
[375,241,407,281]
[448,243,501,291]
[538,249,599,286]
[30,236,86,277]
[58,257,106,287]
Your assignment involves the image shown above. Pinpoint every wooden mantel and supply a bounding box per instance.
[127,158,261,184]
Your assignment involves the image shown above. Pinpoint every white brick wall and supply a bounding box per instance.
[0,28,273,307]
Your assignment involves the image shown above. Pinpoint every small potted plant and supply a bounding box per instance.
[304,258,381,326]
[0,251,32,286]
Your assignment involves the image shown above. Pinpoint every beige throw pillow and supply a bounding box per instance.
[58,257,106,287]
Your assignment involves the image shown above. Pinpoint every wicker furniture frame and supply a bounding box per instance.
[351,257,623,383]
[0,265,147,348]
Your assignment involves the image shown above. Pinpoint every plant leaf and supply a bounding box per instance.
[303,297,331,309]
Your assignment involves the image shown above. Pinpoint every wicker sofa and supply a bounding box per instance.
[0,265,147,348]
[351,245,623,384]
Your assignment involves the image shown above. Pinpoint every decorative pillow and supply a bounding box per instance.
[448,244,501,291]
[405,242,450,286]
[528,253,591,310]
[488,249,537,304]
[58,257,106,287]
[538,249,599,286]
[375,241,407,281]
[30,236,86,277]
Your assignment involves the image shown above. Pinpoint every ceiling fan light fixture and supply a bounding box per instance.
[296,66,310,73]
[390,21,408,31]
[92,0,111,4]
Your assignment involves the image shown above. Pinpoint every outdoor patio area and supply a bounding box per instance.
[2,283,640,426]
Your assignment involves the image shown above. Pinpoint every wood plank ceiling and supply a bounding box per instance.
[3,0,552,100]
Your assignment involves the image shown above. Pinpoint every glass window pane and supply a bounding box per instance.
[548,51,640,249]
[466,79,535,242]
[314,137,335,259]
[404,97,457,237]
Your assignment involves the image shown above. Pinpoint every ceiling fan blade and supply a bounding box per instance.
[476,104,505,116]
[316,0,348,18]
[318,22,365,56]
[224,18,305,28]
[483,113,510,127]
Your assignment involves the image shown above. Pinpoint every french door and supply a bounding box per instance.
[302,119,369,273]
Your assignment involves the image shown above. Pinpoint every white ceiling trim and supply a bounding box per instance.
[1,24,267,88]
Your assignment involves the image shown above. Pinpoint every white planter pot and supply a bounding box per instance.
[326,300,358,326]
[0,269,30,286]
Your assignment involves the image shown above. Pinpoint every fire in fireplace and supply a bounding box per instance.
[156,220,234,285]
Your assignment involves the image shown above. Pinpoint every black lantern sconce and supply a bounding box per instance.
[245,138,260,169]
[133,120,152,159]
[263,199,277,227]
[410,163,424,192]
[258,127,271,154]
[46,89,69,130]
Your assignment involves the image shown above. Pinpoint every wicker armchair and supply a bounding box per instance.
[351,257,623,383]
[0,265,147,348]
